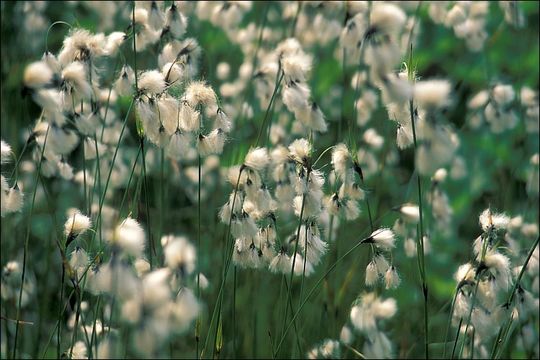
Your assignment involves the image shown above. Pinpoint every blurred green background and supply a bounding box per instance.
[1,1,539,359]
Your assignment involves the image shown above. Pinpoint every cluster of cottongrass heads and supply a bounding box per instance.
[1,1,538,359]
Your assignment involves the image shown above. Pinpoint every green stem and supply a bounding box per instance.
[159,148,165,256]
[132,1,138,91]
[235,2,269,129]
[450,318,463,359]
[12,125,49,359]
[40,288,77,359]
[323,214,335,333]
[233,266,237,358]
[57,267,65,359]
[90,98,134,251]
[299,223,310,302]
[359,174,374,232]
[203,167,244,358]
[490,235,539,358]
[68,282,83,358]
[280,169,310,356]
[9,132,31,183]
[458,279,480,358]
[33,231,53,358]
[208,42,284,358]
[139,138,155,267]
[281,277,303,358]
[349,23,370,153]
[92,133,102,245]
[255,69,283,147]
[342,343,367,359]
[37,173,90,359]
[274,274,285,358]
[493,313,515,360]
[338,47,346,142]
[506,235,539,305]
[443,291,459,359]
[274,211,390,355]
[289,2,303,38]
[89,296,102,358]
[408,44,429,359]
[470,329,475,359]
[196,150,202,358]
[82,141,88,213]
[100,56,121,142]
[118,144,142,217]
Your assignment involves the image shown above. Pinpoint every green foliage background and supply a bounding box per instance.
[0,1,538,359]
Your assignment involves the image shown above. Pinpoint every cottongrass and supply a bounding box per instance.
[2,1,538,359]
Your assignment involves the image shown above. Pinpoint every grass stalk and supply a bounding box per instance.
[207,43,287,357]
[442,291,459,359]
[40,288,77,359]
[196,149,202,357]
[407,44,429,360]
[457,278,480,358]
[203,166,244,358]
[90,98,134,248]
[81,136,88,214]
[88,295,102,358]
[12,125,49,359]
[159,148,165,257]
[280,277,303,357]
[289,1,303,38]
[274,210,390,355]
[490,235,540,358]
[232,266,237,358]
[279,169,310,357]
[68,281,83,358]
[139,138,155,267]
[234,2,269,129]
[450,318,463,359]
[299,222,310,302]
[118,144,142,217]
[33,231,53,358]
[92,132,102,244]
[255,69,284,147]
